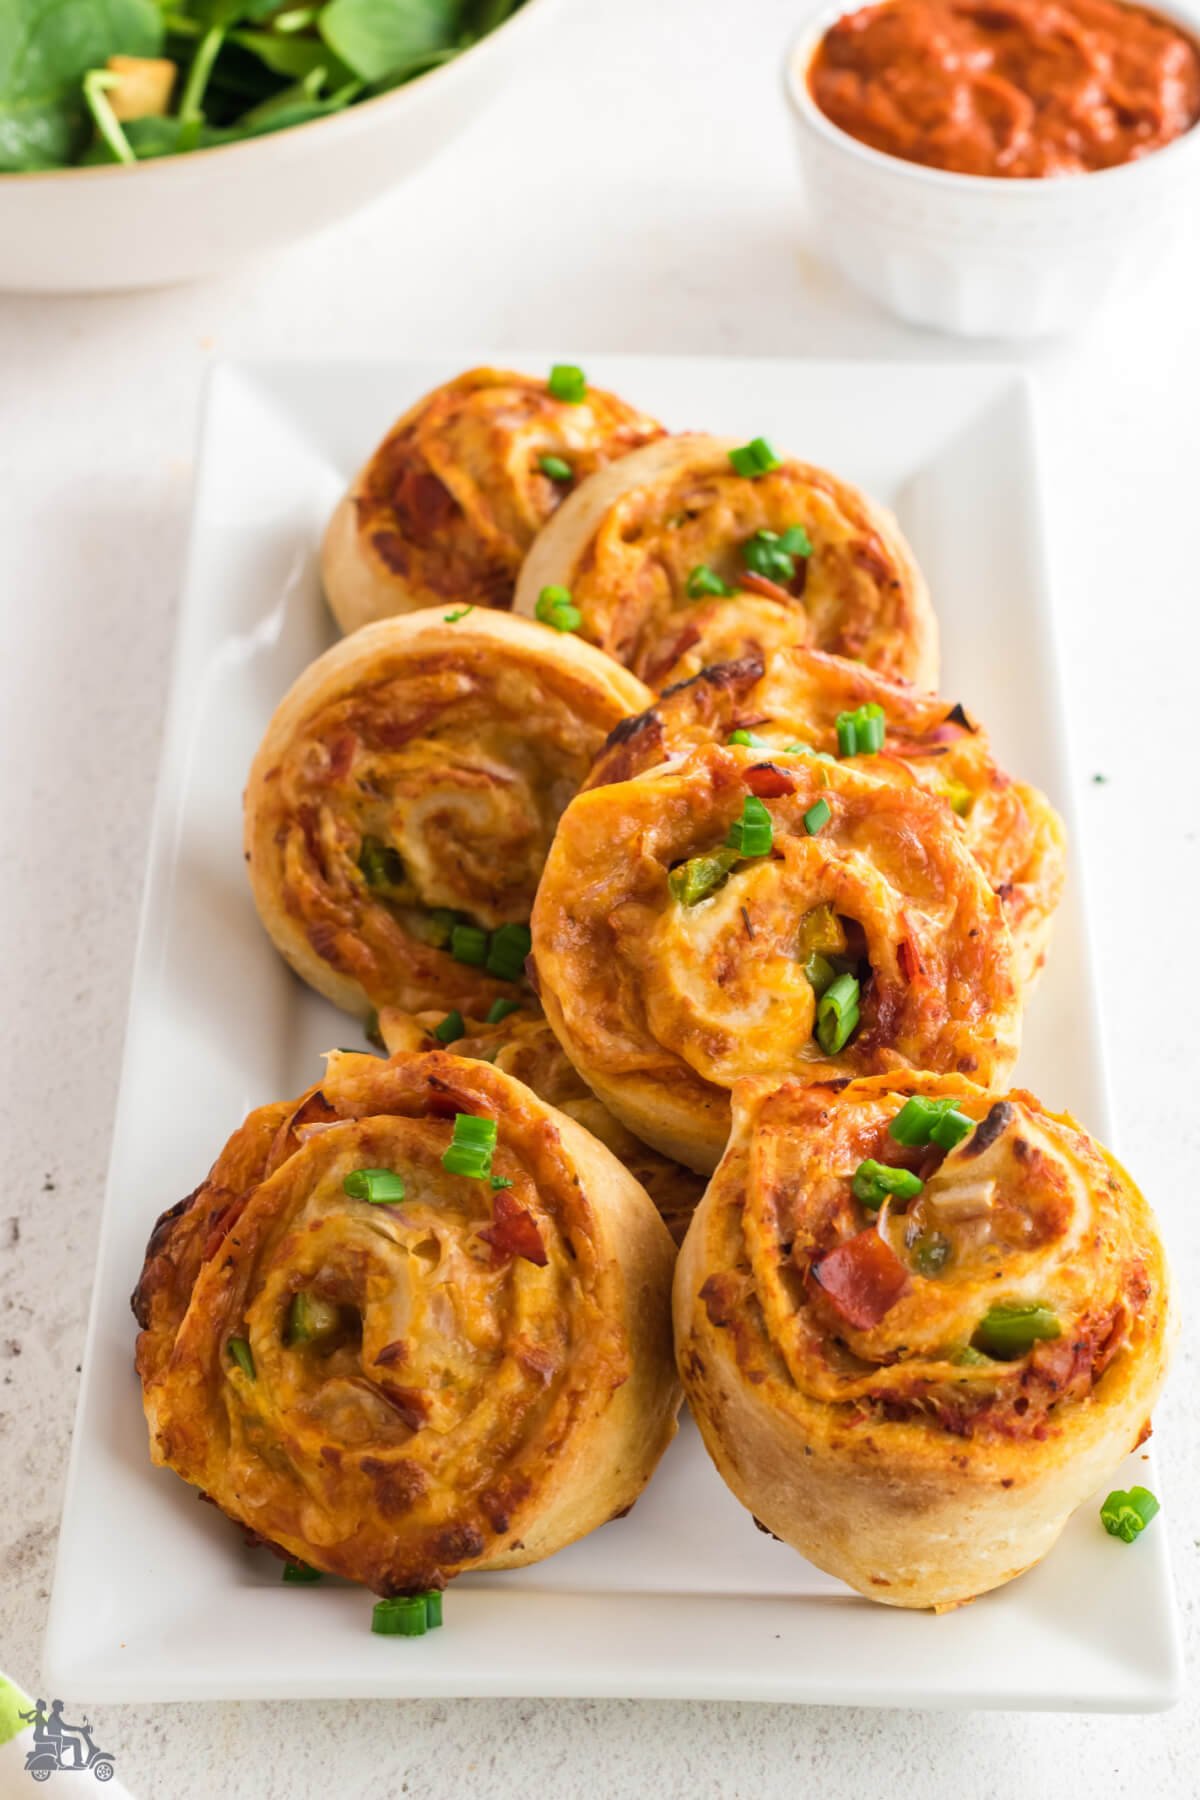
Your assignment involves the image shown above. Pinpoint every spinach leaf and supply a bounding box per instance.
[0,0,163,170]
[318,0,462,84]
[80,111,232,161]
[231,26,354,86]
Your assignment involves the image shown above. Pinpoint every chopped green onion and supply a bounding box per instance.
[929,1106,973,1152]
[485,922,532,983]
[851,1159,923,1209]
[728,437,781,478]
[286,1291,340,1343]
[535,584,583,632]
[668,847,738,905]
[940,779,974,817]
[836,704,886,758]
[728,729,771,748]
[372,1595,429,1636]
[442,1114,498,1180]
[972,1302,1061,1360]
[816,972,860,1055]
[804,798,831,836]
[227,1337,255,1380]
[423,1589,444,1628]
[344,1167,407,1205]
[778,524,814,557]
[548,363,587,403]
[726,795,773,858]
[538,454,573,481]
[910,1231,951,1276]
[686,564,736,599]
[889,1095,972,1149]
[1100,1486,1160,1544]
[443,605,474,622]
[434,1009,465,1043]
[742,528,807,584]
[358,836,404,889]
[949,1343,993,1367]
[486,997,521,1025]
[804,951,837,995]
[450,923,489,966]
[418,908,460,950]
[282,1561,323,1583]
[491,1175,514,1190]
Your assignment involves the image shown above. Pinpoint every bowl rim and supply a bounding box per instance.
[0,0,558,186]
[784,0,1200,197]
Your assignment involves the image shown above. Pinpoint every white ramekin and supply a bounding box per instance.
[784,1,1200,338]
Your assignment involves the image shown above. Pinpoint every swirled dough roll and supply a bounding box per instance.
[244,608,652,1020]
[675,1071,1173,1609]
[513,434,937,689]
[531,742,1021,1173]
[132,1050,680,1594]
[378,1005,706,1246]
[322,367,663,632]
[587,647,1065,989]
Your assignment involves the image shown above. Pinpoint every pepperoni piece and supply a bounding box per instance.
[810,1229,910,1329]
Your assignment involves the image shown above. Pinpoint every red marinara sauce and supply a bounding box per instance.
[808,0,1200,177]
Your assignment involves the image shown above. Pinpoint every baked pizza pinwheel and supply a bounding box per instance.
[244,607,652,1020]
[132,1049,680,1595]
[512,433,937,690]
[322,366,663,632]
[531,742,1021,1174]
[675,1072,1173,1610]
[378,1005,706,1246]
[587,647,1066,989]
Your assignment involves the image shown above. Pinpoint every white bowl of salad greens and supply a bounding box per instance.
[0,0,556,292]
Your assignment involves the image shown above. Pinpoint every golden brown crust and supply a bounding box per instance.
[513,434,938,690]
[243,607,652,1019]
[674,1070,1173,1609]
[322,367,663,632]
[134,1050,680,1594]
[532,742,1021,1173]
[586,647,1066,990]
[377,1006,705,1246]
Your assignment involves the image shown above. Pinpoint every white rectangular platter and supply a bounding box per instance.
[43,357,1182,1709]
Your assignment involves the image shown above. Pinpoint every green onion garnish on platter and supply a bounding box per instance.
[372,1591,443,1635]
[433,1010,465,1044]
[227,1336,256,1380]
[486,998,521,1025]
[538,455,573,481]
[1100,1487,1160,1543]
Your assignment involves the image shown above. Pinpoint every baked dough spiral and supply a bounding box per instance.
[513,433,937,689]
[132,1049,680,1594]
[378,1005,706,1246]
[531,741,1021,1173]
[674,1071,1173,1609]
[322,367,663,632]
[587,647,1066,989]
[244,608,651,1019]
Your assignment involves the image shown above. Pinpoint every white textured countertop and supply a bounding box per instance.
[2,0,1197,1792]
